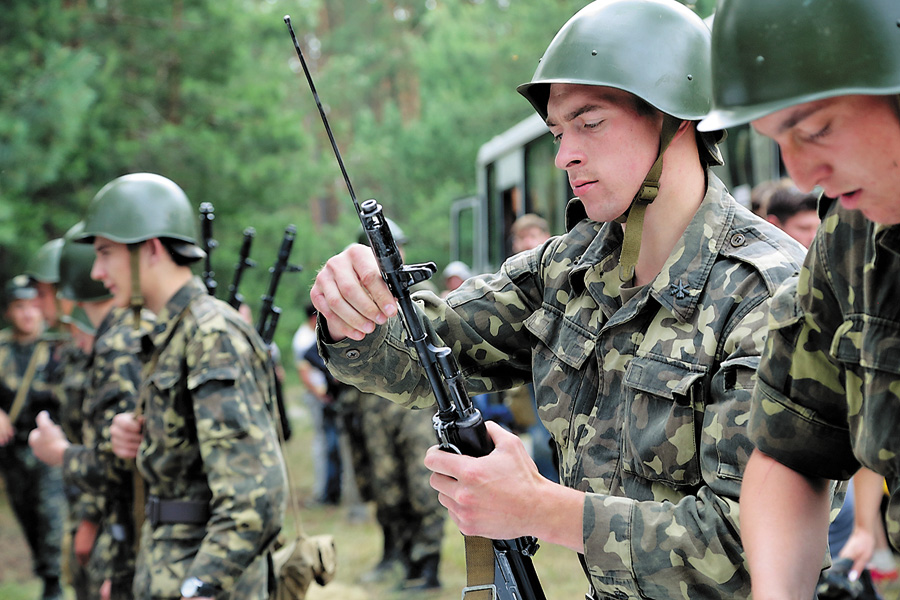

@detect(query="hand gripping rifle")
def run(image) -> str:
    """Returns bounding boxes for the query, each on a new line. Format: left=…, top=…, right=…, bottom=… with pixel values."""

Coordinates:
left=227, top=227, right=257, bottom=310
left=199, top=202, right=218, bottom=296
left=284, top=16, right=545, bottom=600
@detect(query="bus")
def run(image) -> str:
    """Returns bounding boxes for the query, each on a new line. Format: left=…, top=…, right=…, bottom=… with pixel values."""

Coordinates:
left=450, top=114, right=786, bottom=275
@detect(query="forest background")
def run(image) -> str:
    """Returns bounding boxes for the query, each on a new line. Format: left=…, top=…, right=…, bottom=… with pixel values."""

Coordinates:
left=1, top=0, right=714, bottom=381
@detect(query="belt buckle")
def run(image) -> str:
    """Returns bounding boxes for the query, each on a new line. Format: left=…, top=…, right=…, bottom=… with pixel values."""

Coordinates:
left=145, top=495, right=160, bottom=527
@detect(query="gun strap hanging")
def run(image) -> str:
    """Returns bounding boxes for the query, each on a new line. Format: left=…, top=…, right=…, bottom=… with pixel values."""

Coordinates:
left=131, top=306, right=188, bottom=552
left=462, top=535, right=497, bottom=599
left=129, top=246, right=143, bottom=331
left=8, top=340, right=49, bottom=424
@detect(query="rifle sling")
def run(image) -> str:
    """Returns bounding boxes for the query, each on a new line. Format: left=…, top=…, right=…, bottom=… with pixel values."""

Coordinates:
left=8, top=340, right=49, bottom=424
left=463, top=535, right=496, bottom=600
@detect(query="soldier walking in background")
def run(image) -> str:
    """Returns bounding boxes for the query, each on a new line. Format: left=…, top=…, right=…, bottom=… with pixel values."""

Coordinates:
left=0, top=275, right=66, bottom=600
left=97, top=173, right=286, bottom=600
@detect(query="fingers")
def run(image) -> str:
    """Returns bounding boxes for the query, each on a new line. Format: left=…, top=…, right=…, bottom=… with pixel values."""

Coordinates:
left=110, top=413, right=143, bottom=459
left=35, top=410, right=55, bottom=429
left=310, top=244, right=397, bottom=341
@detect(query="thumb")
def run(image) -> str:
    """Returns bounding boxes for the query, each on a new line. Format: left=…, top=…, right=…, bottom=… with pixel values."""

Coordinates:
left=35, top=410, right=54, bottom=429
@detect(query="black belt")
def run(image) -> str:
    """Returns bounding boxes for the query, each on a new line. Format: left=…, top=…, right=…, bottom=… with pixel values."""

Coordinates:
left=145, top=495, right=210, bottom=527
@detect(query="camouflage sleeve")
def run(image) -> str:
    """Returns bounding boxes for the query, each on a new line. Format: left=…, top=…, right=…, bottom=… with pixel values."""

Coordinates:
left=750, top=258, right=858, bottom=480
left=183, top=329, right=286, bottom=587
left=583, top=282, right=773, bottom=598
left=62, top=337, right=143, bottom=497
left=321, top=249, right=544, bottom=408
left=70, top=490, right=106, bottom=525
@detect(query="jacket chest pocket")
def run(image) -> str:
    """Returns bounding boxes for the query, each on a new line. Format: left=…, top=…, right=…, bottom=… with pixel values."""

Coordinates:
left=622, top=356, right=705, bottom=488
left=832, top=314, right=900, bottom=471
left=143, top=364, right=195, bottom=456
left=524, top=305, right=598, bottom=450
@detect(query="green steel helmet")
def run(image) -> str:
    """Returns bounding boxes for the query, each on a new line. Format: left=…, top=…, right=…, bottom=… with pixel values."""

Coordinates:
left=57, top=222, right=113, bottom=303
left=357, top=217, right=409, bottom=246
left=26, top=238, right=64, bottom=284
left=78, top=173, right=205, bottom=261
left=63, top=304, right=96, bottom=336
left=517, top=0, right=712, bottom=121
left=700, top=0, right=900, bottom=132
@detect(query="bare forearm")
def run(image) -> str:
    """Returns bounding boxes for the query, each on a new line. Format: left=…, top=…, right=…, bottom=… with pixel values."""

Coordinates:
left=529, top=481, right=586, bottom=554
left=741, top=449, right=830, bottom=600
left=852, top=467, right=885, bottom=534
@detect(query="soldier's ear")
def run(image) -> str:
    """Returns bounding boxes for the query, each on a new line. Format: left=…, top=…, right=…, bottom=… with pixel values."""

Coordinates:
left=141, top=238, right=166, bottom=265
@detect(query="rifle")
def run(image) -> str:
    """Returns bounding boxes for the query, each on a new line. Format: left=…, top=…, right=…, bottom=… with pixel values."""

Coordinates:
left=256, top=225, right=303, bottom=346
left=199, top=202, right=218, bottom=296
left=256, top=225, right=302, bottom=442
left=284, top=16, right=545, bottom=600
left=227, top=227, right=257, bottom=310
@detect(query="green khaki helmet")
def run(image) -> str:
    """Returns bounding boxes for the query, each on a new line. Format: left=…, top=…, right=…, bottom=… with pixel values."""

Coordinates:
left=63, top=304, right=96, bottom=336
left=517, top=0, right=718, bottom=281
left=58, top=222, right=113, bottom=303
left=26, top=238, right=64, bottom=284
left=700, top=0, right=900, bottom=131
left=78, top=173, right=205, bottom=261
left=517, top=0, right=712, bottom=122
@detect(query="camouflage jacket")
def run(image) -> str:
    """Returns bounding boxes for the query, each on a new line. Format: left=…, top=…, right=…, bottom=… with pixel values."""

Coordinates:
left=62, top=306, right=154, bottom=584
left=134, top=279, right=287, bottom=600
left=750, top=200, right=900, bottom=549
left=322, top=174, right=806, bottom=599
left=0, top=328, right=64, bottom=444
left=57, top=341, right=105, bottom=524
left=63, top=307, right=153, bottom=498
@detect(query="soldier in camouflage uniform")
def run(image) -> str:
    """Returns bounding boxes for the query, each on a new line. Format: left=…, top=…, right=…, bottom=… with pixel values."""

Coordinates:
left=350, top=221, right=446, bottom=590
left=355, top=391, right=445, bottom=589
left=55, top=305, right=101, bottom=600
left=89, top=173, right=286, bottom=600
left=698, top=1, right=900, bottom=597
left=311, top=1, right=807, bottom=598
left=30, top=221, right=155, bottom=599
left=26, top=237, right=66, bottom=330
left=0, top=275, right=66, bottom=600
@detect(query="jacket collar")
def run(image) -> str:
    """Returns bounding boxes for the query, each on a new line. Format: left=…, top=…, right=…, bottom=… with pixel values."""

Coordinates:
left=565, top=173, right=736, bottom=324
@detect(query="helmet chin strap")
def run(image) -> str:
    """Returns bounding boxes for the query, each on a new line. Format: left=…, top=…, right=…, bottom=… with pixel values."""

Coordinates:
left=129, top=245, right=143, bottom=330
left=615, top=114, right=682, bottom=282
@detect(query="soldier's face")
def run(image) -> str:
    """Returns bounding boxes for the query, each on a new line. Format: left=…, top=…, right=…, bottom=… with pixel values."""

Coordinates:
left=33, top=281, right=57, bottom=326
left=547, top=84, right=663, bottom=223
left=512, top=226, right=550, bottom=254
left=752, top=94, right=900, bottom=225
left=5, top=298, right=43, bottom=337
left=91, top=237, right=132, bottom=308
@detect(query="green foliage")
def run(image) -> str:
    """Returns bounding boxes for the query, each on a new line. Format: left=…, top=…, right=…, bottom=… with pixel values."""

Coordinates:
left=0, top=0, right=711, bottom=355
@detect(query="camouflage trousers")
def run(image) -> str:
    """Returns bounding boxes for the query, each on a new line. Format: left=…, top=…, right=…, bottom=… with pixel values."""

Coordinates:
left=0, top=442, right=65, bottom=580
left=356, top=393, right=445, bottom=563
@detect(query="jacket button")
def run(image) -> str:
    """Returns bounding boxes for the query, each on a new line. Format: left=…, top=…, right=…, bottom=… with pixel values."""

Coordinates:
left=730, top=233, right=745, bottom=246
left=345, top=349, right=360, bottom=360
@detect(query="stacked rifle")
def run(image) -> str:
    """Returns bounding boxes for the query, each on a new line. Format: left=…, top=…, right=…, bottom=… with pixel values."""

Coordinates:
left=197, top=203, right=302, bottom=441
